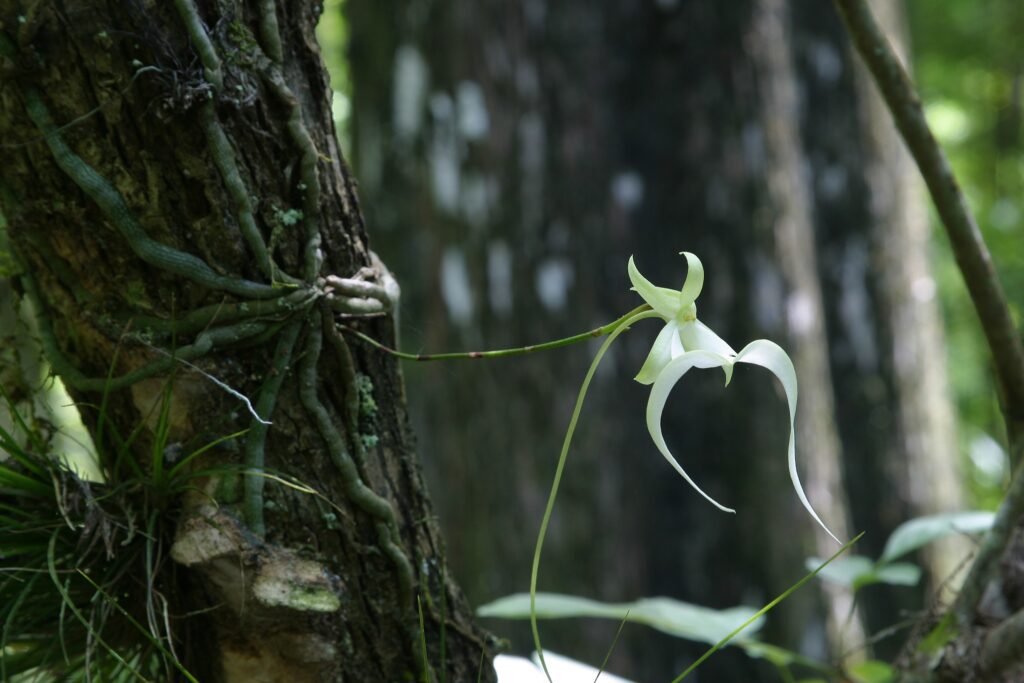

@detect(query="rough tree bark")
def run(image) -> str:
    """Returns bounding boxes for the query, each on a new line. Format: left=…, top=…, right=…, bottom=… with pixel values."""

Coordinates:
left=0, top=2, right=492, bottom=681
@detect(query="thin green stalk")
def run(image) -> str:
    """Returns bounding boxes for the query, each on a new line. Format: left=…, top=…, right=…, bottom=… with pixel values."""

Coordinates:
left=594, top=610, right=629, bottom=683
left=531, top=310, right=659, bottom=681
left=341, top=305, right=651, bottom=362
left=670, top=532, right=864, bottom=683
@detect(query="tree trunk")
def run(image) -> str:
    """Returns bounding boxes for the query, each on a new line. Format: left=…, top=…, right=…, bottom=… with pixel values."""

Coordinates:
left=347, top=0, right=964, bottom=679
left=0, top=2, right=492, bottom=681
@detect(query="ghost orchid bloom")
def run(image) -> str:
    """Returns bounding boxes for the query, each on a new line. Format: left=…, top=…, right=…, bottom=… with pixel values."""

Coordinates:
left=629, top=253, right=838, bottom=543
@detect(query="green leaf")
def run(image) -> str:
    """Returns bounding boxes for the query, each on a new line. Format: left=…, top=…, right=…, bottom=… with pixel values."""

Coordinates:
left=847, top=659, right=896, bottom=683
left=805, top=555, right=920, bottom=589
left=872, top=563, right=922, bottom=587
left=804, top=555, right=874, bottom=588
left=479, top=592, right=761, bottom=645
left=879, top=511, right=995, bottom=564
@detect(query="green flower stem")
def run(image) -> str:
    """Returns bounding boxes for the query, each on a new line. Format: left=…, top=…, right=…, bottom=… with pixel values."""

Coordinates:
left=340, top=305, right=652, bottom=362
left=530, top=309, right=660, bottom=682
left=670, top=532, right=864, bottom=683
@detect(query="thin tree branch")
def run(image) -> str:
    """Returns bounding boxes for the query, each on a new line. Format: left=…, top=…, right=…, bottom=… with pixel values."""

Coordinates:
left=832, top=0, right=1024, bottom=425
left=832, top=0, right=1024, bottom=626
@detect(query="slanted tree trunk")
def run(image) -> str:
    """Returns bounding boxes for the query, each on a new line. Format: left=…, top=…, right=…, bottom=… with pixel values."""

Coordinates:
left=0, top=2, right=492, bottom=681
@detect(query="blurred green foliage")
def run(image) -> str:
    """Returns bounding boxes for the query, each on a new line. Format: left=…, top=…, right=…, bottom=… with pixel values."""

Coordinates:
left=316, top=0, right=352, bottom=147
left=909, top=0, right=1024, bottom=507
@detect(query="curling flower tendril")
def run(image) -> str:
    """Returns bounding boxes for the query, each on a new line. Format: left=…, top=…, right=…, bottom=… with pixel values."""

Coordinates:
left=629, top=252, right=837, bottom=543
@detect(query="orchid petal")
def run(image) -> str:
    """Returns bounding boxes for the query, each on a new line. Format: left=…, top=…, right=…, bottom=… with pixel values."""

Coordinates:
left=646, top=350, right=737, bottom=513
left=679, top=252, right=705, bottom=303
left=628, top=256, right=680, bottom=318
left=635, top=321, right=680, bottom=385
left=679, top=320, right=737, bottom=360
left=734, top=339, right=839, bottom=543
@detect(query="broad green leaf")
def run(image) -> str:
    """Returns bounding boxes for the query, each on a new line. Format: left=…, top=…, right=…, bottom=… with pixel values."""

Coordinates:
left=847, top=660, right=896, bottom=683
left=879, top=511, right=995, bottom=564
left=479, top=592, right=762, bottom=645
left=628, top=256, right=680, bottom=318
left=645, top=349, right=738, bottom=512
left=735, top=339, right=838, bottom=543
left=804, top=555, right=874, bottom=588
left=872, top=563, right=922, bottom=587
left=805, top=555, right=920, bottom=589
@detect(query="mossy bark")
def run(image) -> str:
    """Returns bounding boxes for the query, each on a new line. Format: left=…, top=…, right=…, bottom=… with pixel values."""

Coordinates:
left=0, top=2, right=493, bottom=681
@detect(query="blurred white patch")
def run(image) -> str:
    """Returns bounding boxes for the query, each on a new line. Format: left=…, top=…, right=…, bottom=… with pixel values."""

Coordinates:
left=926, top=100, right=970, bottom=144
left=818, top=165, right=847, bottom=200
left=970, top=432, right=1008, bottom=488
left=990, top=198, right=1020, bottom=232
left=461, top=174, right=495, bottom=228
left=488, top=241, right=514, bottom=314
left=441, top=247, right=473, bottom=323
left=750, top=256, right=784, bottom=331
left=807, top=40, right=843, bottom=83
left=392, top=45, right=428, bottom=139
left=429, top=93, right=460, bottom=213
left=612, top=171, right=644, bottom=211
left=493, top=652, right=637, bottom=683
left=838, top=241, right=878, bottom=370
left=911, top=275, right=936, bottom=303
left=494, top=655, right=547, bottom=683
left=786, top=290, right=814, bottom=336
left=519, top=112, right=545, bottom=232
left=742, top=122, right=765, bottom=171
left=533, top=651, right=635, bottom=683
left=535, top=259, right=574, bottom=311
left=456, top=81, right=490, bottom=140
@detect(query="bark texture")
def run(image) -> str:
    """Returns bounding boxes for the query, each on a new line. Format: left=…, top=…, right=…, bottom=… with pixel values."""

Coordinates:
left=348, top=0, right=963, bottom=679
left=0, top=2, right=492, bottom=681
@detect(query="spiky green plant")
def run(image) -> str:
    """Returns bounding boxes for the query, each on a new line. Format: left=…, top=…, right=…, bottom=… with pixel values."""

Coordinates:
left=0, top=381, right=228, bottom=682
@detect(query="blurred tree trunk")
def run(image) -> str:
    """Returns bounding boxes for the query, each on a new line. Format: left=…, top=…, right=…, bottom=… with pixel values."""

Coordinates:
left=0, top=2, right=491, bottom=681
left=348, top=0, right=963, bottom=679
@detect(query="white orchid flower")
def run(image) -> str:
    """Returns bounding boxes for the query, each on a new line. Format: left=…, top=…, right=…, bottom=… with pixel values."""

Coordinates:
left=629, top=253, right=837, bottom=543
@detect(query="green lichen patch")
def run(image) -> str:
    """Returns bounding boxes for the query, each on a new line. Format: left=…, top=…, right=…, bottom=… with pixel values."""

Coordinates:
left=356, top=373, right=376, bottom=418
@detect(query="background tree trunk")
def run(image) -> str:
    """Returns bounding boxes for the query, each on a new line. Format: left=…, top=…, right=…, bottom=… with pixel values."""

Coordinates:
left=347, top=0, right=963, bottom=678
left=0, top=2, right=491, bottom=681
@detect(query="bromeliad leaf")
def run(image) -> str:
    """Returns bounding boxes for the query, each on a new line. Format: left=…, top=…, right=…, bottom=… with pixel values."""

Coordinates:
left=631, top=253, right=838, bottom=543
